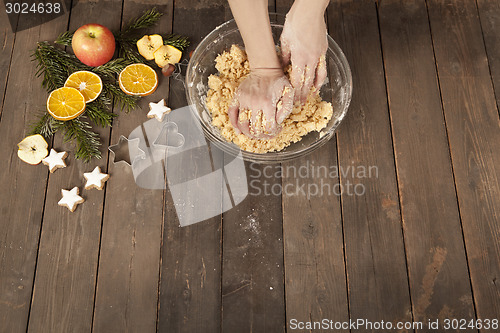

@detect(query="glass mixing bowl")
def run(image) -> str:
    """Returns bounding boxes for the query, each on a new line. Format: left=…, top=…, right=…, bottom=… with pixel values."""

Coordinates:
left=185, top=13, right=352, bottom=163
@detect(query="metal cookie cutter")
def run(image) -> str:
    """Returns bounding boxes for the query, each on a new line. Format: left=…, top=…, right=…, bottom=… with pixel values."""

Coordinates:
left=153, top=121, right=185, bottom=150
left=108, top=135, right=146, bottom=166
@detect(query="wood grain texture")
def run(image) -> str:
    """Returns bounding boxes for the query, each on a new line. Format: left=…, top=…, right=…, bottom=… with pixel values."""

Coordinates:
left=91, top=2, right=173, bottom=333
left=26, top=1, right=122, bottom=332
left=281, top=149, right=349, bottom=332
left=0, top=11, right=69, bottom=333
left=221, top=162, right=285, bottom=333
left=328, top=0, right=413, bottom=326
left=221, top=2, right=286, bottom=331
left=276, top=1, right=349, bottom=331
left=156, top=1, right=227, bottom=331
left=0, top=10, right=17, bottom=118
left=477, top=0, right=500, bottom=115
left=427, top=0, right=500, bottom=320
left=379, top=0, right=476, bottom=325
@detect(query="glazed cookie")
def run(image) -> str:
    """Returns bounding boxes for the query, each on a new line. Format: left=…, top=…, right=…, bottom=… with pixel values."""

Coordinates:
left=42, top=149, right=68, bottom=172
left=58, top=187, right=84, bottom=212
left=83, top=166, right=110, bottom=190
left=147, top=99, right=171, bottom=121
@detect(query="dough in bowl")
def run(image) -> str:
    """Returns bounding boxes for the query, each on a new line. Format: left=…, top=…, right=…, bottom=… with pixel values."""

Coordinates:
left=206, top=45, right=333, bottom=153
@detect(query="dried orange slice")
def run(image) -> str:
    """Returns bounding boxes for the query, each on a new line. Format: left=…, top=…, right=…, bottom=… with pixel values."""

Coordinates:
left=118, top=63, right=158, bottom=96
left=64, top=70, right=103, bottom=103
left=47, top=87, right=86, bottom=121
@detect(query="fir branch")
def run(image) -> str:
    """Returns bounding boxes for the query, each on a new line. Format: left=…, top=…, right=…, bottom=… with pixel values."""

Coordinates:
left=32, top=42, right=90, bottom=91
left=33, top=42, right=71, bottom=91
left=163, top=34, right=190, bottom=51
left=61, top=118, right=102, bottom=162
left=29, top=112, right=57, bottom=139
left=93, top=58, right=133, bottom=79
left=55, top=31, right=74, bottom=46
left=86, top=104, right=117, bottom=127
left=118, top=40, right=148, bottom=64
left=28, top=8, right=177, bottom=161
left=103, top=84, right=139, bottom=112
left=122, top=8, right=162, bottom=35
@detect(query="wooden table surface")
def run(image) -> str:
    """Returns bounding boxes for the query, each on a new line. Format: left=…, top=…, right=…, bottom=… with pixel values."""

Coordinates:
left=1, top=0, right=499, bottom=332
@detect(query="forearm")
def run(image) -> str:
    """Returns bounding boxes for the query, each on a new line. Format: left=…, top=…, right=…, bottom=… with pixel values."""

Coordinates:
left=228, top=0, right=280, bottom=69
left=292, top=0, right=329, bottom=17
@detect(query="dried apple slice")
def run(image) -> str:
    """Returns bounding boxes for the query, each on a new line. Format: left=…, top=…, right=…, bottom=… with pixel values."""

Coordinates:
left=17, top=134, right=49, bottom=165
left=154, top=45, right=182, bottom=68
left=137, top=34, right=164, bottom=60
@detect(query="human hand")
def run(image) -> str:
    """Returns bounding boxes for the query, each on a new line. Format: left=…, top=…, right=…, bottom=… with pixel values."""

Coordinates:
left=228, top=68, right=294, bottom=139
left=280, top=1, right=328, bottom=105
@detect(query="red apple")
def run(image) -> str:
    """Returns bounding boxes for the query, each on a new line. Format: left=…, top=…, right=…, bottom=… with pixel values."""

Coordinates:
left=72, top=24, right=116, bottom=67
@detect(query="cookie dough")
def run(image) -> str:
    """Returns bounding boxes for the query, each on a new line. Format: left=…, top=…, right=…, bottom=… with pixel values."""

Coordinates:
left=205, top=45, right=333, bottom=153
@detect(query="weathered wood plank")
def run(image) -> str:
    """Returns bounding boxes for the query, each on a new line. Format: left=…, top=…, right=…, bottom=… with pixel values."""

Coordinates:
left=281, top=150, right=349, bottom=332
left=276, top=0, right=349, bottom=331
left=476, top=0, right=500, bottom=116
left=379, top=0, right=476, bottom=324
left=221, top=1, right=286, bottom=331
left=91, top=2, right=173, bottom=332
left=427, top=0, right=500, bottom=320
left=328, top=0, right=413, bottom=326
left=0, top=11, right=69, bottom=333
left=157, top=0, right=227, bottom=331
left=0, top=10, right=17, bottom=118
left=26, top=1, right=122, bottom=332
left=221, top=162, right=285, bottom=332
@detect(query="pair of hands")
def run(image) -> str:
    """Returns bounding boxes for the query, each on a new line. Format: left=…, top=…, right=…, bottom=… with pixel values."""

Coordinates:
left=229, top=7, right=328, bottom=139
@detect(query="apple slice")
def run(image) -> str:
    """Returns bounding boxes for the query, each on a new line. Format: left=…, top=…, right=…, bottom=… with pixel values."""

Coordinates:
left=17, top=134, right=49, bottom=165
left=137, top=34, right=164, bottom=60
left=154, top=45, right=182, bottom=68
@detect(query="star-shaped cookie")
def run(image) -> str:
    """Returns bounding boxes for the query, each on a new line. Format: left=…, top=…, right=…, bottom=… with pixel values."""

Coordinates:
left=58, top=187, right=84, bottom=212
left=83, top=166, right=110, bottom=190
left=147, top=99, right=171, bottom=121
left=42, top=149, right=68, bottom=173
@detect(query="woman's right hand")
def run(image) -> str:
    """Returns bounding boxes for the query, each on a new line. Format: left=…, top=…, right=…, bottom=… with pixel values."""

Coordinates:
left=228, top=68, right=294, bottom=139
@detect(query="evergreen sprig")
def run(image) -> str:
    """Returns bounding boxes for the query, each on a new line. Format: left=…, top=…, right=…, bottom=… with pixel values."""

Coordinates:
left=61, top=118, right=102, bottom=162
left=32, top=42, right=138, bottom=111
left=122, top=7, right=163, bottom=34
left=54, top=8, right=189, bottom=64
left=163, top=34, right=190, bottom=50
left=86, top=100, right=117, bottom=127
left=55, top=30, right=73, bottom=46
left=94, top=58, right=132, bottom=78
left=28, top=113, right=101, bottom=161
left=31, top=42, right=130, bottom=160
left=30, top=8, right=188, bottom=161
left=103, top=84, right=139, bottom=112
left=29, top=112, right=58, bottom=139
left=33, top=42, right=82, bottom=91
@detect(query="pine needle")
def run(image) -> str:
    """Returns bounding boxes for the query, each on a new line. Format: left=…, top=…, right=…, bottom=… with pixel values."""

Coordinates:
left=29, top=112, right=57, bottom=139
left=61, top=118, right=102, bottom=162
left=163, top=34, right=190, bottom=51
left=86, top=102, right=117, bottom=127
left=123, top=8, right=163, bottom=34
left=32, top=42, right=83, bottom=91
left=93, top=58, right=133, bottom=79
left=103, top=84, right=139, bottom=112
left=55, top=31, right=73, bottom=46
